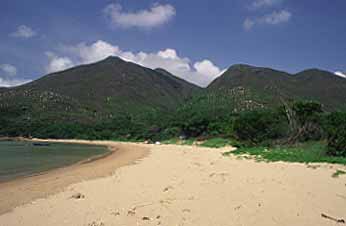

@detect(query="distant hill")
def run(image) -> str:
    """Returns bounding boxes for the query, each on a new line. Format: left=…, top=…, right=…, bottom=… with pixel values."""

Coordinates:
left=208, top=64, right=346, bottom=110
left=0, top=57, right=201, bottom=124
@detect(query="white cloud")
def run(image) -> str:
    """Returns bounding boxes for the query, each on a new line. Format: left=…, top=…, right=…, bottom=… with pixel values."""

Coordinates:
left=46, top=40, right=223, bottom=87
left=104, top=2, right=176, bottom=29
left=335, top=71, right=346, bottom=78
left=243, top=18, right=255, bottom=30
left=45, top=52, right=74, bottom=73
left=0, top=78, right=31, bottom=87
left=262, top=10, right=291, bottom=24
left=0, top=64, right=17, bottom=76
left=244, top=10, right=291, bottom=30
left=0, top=64, right=31, bottom=87
left=194, top=60, right=222, bottom=78
left=251, top=0, right=282, bottom=9
left=69, top=41, right=121, bottom=64
left=158, top=49, right=178, bottom=59
left=10, top=25, right=36, bottom=38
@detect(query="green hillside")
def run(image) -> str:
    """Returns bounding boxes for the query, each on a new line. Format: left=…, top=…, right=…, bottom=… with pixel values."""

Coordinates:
left=208, top=64, right=346, bottom=110
left=1, top=60, right=346, bottom=143
left=0, top=57, right=200, bottom=123
left=0, top=57, right=201, bottom=138
left=26, top=57, right=200, bottom=113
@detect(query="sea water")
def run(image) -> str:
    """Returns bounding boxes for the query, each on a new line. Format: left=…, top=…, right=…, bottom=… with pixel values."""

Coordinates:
left=0, top=141, right=108, bottom=182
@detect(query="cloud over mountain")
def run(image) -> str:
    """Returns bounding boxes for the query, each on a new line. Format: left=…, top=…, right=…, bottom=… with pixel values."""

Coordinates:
left=0, top=64, right=31, bottom=87
left=335, top=71, right=346, bottom=78
left=0, top=64, right=17, bottom=76
left=46, top=40, right=223, bottom=87
left=45, top=52, right=74, bottom=73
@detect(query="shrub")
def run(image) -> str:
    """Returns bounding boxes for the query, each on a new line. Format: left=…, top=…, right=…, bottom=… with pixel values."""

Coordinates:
left=290, top=101, right=324, bottom=141
left=171, top=93, right=236, bottom=137
left=325, top=112, right=346, bottom=157
left=200, top=138, right=233, bottom=148
left=233, top=109, right=287, bottom=145
left=292, top=101, right=323, bottom=124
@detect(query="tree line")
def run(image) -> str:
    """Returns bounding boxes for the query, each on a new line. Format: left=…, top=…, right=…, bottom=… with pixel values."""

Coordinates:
left=1, top=95, right=346, bottom=158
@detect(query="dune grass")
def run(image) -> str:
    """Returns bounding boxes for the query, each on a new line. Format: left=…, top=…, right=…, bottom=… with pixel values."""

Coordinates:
left=161, top=138, right=180, bottom=145
left=223, top=142, right=346, bottom=165
left=162, top=137, right=235, bottom=148
left=200, top=138, right=234, bottom=148
left=161, top=138, right=196, bottom=145
left=182, top=138, right=196, bottom=145
left=332, top=170, right=346, bottom=178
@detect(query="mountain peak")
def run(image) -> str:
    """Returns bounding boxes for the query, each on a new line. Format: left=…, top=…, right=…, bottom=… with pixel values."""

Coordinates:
left=228, top=64, right=255, bottom=70
left=295, top=68, right=339, bottom=79
left=101, top=56, right=125, bottom=64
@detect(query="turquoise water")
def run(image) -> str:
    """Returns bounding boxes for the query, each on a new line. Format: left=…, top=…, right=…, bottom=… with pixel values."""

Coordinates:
left=0, top=141, right=109, bottom=182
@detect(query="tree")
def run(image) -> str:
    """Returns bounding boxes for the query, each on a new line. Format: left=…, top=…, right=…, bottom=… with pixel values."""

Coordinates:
left=325, top=112, right=346, bottom=157
left=233, top=109, right=287, bottom=145
left=284, top=101, right=324, bottom=144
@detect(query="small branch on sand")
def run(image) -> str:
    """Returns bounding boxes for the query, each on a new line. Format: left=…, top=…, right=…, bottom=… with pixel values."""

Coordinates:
left=321, top=213, right=345, bottom=223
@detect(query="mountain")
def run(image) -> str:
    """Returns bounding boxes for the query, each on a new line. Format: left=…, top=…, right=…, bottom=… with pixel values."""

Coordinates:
left=0, top=57, right=201, bottom=123
left=208, top=64, right=346, bottom=110
left=154, top=68, right=202, bottom=97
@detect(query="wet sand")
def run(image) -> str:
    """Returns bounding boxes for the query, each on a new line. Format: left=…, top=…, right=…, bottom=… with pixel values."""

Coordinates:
left=0, top=141, right=346, bottom=226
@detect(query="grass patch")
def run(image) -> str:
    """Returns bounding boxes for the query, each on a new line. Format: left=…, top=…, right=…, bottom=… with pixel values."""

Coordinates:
left=200, top=138, right=233, bottom=148
left=224, top=142, right=346, bottom=165
left=332, top=170, right=346, bottom=178
left=161, top=138, right=179, bottom=145
left=161, top=137, right=196, bottom=145
left=162, top=137, right=241, bottom=148
left=182, top=138, right=196, bottom=145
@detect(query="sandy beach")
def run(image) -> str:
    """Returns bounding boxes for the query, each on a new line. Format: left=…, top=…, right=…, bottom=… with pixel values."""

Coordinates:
left=1, top=141, right=346, bottom=226
left=0, top=140, right=149, bottom=215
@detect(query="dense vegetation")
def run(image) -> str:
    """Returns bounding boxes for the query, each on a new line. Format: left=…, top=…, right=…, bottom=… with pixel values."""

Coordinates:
left=2, top=91, right=346, bottom=159
left=224, top=142, right=346, bottom=165
left=1, top=58, right=346, bottom=162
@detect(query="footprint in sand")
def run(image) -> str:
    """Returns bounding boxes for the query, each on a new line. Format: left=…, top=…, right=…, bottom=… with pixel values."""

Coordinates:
left=209, top=172, right=229, bottom=183
left=163, top=186, right=174, bottom=192
left=127, top=208, right=136, bottom=216
left=182, top=208, right=191, bottom=213
left=111, top=211, right=120, bottom=216
left=193, top=162, right=202, bottom=167
left=307, top=165, right=321, bottom=169
left=234, top=205, right=242, bottom=211
left=70, top=192, right=85, bottom=200
left=88, top=221, right=105, bottom=226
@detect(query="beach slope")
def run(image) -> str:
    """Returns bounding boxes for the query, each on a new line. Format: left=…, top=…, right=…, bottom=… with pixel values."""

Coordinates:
left=1, top=142, right=346, bottom=226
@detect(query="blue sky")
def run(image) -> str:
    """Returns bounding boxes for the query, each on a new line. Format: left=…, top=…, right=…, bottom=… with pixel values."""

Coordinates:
left=0, top=0, right=345, bottom=87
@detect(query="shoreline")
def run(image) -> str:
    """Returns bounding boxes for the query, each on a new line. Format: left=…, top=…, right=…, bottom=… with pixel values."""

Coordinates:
left=0, top=144, right=113, bottom=185
left=0, top=142, right=345, bottom=225
left=0, top=139, right=150, bottom=215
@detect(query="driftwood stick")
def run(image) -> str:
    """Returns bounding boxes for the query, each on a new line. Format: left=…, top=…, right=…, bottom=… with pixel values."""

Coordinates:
left=321, top=213, right=345, bottom=223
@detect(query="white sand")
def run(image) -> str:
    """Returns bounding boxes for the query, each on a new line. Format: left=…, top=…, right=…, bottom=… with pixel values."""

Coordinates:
left=1, top=142, right=346, bottom=226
